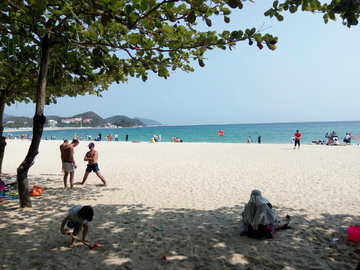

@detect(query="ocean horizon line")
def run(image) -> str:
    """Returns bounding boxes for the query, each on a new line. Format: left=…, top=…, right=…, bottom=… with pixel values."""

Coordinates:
left=156, top=119, right=360, bottom=127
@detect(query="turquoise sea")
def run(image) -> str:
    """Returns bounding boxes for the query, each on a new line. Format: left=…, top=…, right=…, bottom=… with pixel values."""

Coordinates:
left=6, top=121, right=360, bottom=144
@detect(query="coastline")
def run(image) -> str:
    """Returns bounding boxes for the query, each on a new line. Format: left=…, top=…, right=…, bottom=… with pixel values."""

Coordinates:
left=1, top=141, right=360, bottom=268
left=3, top=120, right=360, bottom=144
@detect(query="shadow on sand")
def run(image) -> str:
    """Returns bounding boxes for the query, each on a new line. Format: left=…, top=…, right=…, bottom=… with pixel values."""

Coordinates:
left=1, top=177, right=360, bottom=269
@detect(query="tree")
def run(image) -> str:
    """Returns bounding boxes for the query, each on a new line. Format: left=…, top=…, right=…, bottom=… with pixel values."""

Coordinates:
left=265, top=0, right=360, bottom=28
left=0, top=12, right=111, bottom=178
left=114, top=120, right=136, bottom=127
left=1, top=0, right=278, bottom=207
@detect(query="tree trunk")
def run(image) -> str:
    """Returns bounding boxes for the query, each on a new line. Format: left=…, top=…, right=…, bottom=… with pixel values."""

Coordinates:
left=0, top=90, right=7, bottom=175
left=17, top=37, right=50, bottom=208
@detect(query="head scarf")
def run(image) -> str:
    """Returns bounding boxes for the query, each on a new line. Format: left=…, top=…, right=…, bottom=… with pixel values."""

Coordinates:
left=243, top=190, right=277, bottom=230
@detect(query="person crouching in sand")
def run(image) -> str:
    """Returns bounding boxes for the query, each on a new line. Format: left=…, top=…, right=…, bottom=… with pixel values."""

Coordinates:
left=241, top=189, right=290, bottom=239
left=81, top=143, right=107, bottom=186
left=60, top=205, right=93, bottom=247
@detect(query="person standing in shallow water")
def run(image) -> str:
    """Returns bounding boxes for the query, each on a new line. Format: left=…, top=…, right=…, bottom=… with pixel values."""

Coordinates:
left=81, top=143, right=107, bottom=186
left=258, top=135, right=261, bottom=144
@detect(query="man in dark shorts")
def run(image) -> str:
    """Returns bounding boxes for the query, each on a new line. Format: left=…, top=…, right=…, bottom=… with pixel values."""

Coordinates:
left=81, top=143, right=107, bottom=186
left=294, top=130, right=301, bottom=150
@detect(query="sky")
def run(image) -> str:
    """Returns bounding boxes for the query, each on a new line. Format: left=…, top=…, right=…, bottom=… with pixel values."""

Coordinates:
left=4, top=2, right=360, bottom=125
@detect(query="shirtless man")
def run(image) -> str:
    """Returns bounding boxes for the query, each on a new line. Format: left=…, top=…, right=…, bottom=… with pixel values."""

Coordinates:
left=81, top=143, right=107, bottom=186
left=62, top=139, right=79, bottom=189
left=59, top=139, right=69, bottom=172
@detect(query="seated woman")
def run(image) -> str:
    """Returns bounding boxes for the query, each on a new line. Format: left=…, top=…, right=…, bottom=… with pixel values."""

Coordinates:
left=241, top=189, right=290, bottom=239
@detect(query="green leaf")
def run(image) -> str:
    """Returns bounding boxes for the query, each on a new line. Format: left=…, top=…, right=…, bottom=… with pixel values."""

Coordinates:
left=323, top=13, right=329, bottom=24
left=275, top=12, right=284, bottom=21
left=302, top=0, right=309, bottom=11
left=289, top=5, right=297, bottom=13
left=273, top=0, right=279, bottom=9
left=198, top=59, right=205, bottom=67
left=167, top=1, right=175, bottom=9
left=205, top=18, right=212, bottom=27
left=264, top=9, right=274, bottom=18
left=245, top=28, right=255, bottom=36
left=328, top=10, right=335, bottom=20
left=187, top=10, right=196, bottom=23
left=228, top=0, right=239, bottom=9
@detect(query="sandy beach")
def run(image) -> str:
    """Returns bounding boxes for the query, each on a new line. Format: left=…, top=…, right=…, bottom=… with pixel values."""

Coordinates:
left=1, top=140, right=360, bottom=269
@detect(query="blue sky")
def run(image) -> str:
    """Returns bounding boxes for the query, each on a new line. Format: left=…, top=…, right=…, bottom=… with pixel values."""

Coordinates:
left=5, top=2, right=360, bottom=125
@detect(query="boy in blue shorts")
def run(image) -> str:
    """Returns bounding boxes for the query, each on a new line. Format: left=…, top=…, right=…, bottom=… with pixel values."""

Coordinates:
left=60, top=205, right=93, bottom=247
left=81, top=143, right=107, bottom=186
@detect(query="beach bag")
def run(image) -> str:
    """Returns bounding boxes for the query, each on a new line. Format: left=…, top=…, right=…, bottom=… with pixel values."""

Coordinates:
left=30, top=185, right=44, bottom=196
left=0, top=180, right=4, bottom=191
left=246, top=224, right=275, bottom=240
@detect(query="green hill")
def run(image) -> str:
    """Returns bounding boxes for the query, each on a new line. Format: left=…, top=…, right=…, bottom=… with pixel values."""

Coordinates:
left=104, top=115, right=146, bottom=127
left=73, top=111, right=106, bottom=127
left=4, top=111, right=153, bottom=128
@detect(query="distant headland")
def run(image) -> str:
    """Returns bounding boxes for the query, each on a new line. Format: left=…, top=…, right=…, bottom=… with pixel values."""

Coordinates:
left=3, top=111, right=163, bottom=129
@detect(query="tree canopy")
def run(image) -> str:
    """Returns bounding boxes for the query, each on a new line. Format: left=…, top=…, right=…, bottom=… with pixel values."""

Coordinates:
left=0, top=0, right=279, bottom=106
left=265, top=0, right=360, bottom=28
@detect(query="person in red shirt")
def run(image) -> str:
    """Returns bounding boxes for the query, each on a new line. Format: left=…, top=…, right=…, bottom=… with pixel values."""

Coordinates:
left=294, top=130, right=301, bottom=150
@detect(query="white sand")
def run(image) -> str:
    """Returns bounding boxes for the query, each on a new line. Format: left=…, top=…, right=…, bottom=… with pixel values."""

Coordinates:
left=1, top=140, right=360, bottom=269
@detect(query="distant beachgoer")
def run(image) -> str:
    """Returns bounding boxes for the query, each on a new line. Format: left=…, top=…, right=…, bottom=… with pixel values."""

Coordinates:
left=258, top=135, right=261, bottom=144
left=98, top=132, right=102, bottom=141
left=291, top=137, right=294, bottom=144
left=174, top=137, right=180, bottom=142
left=125, top=134, right=128, bottom=141
left=325, top=133, right=330, bottom=145
left=171, top=136, right=174, bottom=142
left=159, top=134, right=161, bottom=142
left=241, top=190, right=291, bottom=239
left=110, top=134, right=112, bottom=141
left=81, top=143, right=107, bottom=186
left=115, top=133, right=118, bottom=141
left=294, top=130, right=301, bottom=150
left=248, top=136, right=250, bottom=143
left=62, top=139, right=79, bottom=189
